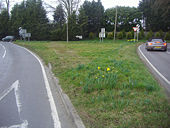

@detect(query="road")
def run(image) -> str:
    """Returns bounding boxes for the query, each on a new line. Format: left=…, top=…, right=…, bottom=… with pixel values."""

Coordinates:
left=138, top=43, right=170, bottom=95
left=0, top=42, right=78, bottom=128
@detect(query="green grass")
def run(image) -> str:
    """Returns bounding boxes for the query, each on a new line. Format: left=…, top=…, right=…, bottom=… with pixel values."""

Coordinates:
left=16, top=39, right=170, bottom=128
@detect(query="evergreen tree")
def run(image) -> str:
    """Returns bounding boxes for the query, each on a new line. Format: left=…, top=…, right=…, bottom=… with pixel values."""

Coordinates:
left=81, top=0, right=104, bottom=35
left=68, top=11, right=80, bottom=40
left=78, top=7, right=88, bottom=38
left=53, top=4, right=65, bottom=27
left=0, top=9, right=9, bottom=39
left=10, top=0, right=49, bottom=40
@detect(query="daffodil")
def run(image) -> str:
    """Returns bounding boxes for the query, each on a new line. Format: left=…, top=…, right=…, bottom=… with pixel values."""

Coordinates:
left=98, top=66, right=101, bottom=70
left=107, top=67, right=110, bottom=71
left=102, top=75, right=105, bottom=78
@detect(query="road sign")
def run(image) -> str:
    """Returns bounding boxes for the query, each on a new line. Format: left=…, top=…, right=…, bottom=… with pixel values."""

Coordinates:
left=25, top=33, right=31, bottom=38
left=133, top=27, right=138, bottom=32
left=99, top=32, right=105, bottom=38
left=101, top=28, right=105, bottom=33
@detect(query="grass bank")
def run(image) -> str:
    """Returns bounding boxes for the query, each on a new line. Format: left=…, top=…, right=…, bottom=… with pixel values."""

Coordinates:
left=16, top=40, right=170, bottom=128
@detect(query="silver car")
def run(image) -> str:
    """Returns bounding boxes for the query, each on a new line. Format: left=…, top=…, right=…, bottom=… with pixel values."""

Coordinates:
left=146, top=38, right=167, bottom=51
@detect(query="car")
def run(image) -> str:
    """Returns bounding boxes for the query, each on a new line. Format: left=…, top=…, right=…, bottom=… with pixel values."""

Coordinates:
left=145, top=38, right=167, bottom=51
left=2, top=36, right=15, bottom=42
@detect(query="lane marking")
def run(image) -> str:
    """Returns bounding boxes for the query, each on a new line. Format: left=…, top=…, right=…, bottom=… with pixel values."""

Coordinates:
left=139, top=45, right=170, bottom=85
left=166, top=51, right=170, bottom=55
left=0, top=80, right=28, bottom=128
left=11, top=43, right=61, bottom=128
left=0, top=43, right=6, bottom=58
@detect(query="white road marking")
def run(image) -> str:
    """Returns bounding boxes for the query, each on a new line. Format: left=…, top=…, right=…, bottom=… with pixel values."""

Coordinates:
left=11, top=43, right=61, bottom=128
left=166, top=51, right=170, bottom=55
left=0, top=43, right=6, bottom=58
left=8, top=120, right=28, bottom=128
left=139, top=45, right=170, bottom=85
left=0, top=80, right=28, bottom=128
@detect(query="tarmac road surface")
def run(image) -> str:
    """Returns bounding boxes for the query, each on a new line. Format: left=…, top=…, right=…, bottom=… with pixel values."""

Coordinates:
left=138, top=43, right=170, bottom=95
left=0, top=41, right=78, bottom=128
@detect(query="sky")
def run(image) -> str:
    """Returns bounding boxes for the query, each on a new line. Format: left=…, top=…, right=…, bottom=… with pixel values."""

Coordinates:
left=10, top=0, right=140, bottom=19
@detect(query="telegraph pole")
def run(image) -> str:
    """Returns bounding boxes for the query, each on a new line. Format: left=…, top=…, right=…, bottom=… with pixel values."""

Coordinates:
left=114, top=6, right=118, bottom=41
left=67, top=18, right=69, bottom=43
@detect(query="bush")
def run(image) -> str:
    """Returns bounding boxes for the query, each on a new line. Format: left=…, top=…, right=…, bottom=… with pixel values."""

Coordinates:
left=126, top=32, right=133, bottom=39
left=155, top=32, right=161, bottom=38
left=140, top=30, right=145, bottom=39
left=107, top=32, right=113, bottom=39
left=89, top=32, right=95, bottom=39
left=117, top=32, right=123, bottom=39
left=122, top=29, right=126, bottom=38
left=146, top=30, right=153, bottom=40
left=159, top=30, right=164, bottom=38
left=165, top=31, right=170, bottom=40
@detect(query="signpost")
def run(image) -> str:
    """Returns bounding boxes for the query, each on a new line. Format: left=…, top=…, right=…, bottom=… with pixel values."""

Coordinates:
left=133, top=24, right=140, bottom=42
left=19, top=27, right=31, bottom=41
left=99, top=28, right=105, bottom=42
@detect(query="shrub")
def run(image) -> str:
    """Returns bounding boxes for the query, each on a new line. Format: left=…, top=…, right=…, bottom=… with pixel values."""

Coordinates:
left=117, top=32, right=123, bottom=39
left=139, top=30, right=145, bottom=39
left=107, top=32, right=113, bottom=39
left=146, top=30, right=153, bottom=40
left=122, top=29, right=126, bottom=38
left=159, top=30, right=164, bottom=38
left=89, top=32, right=95, bottom=39
left=155, top=32, right=161, bottom=38
left=126, top=32, right=133, bottom=39
left=165, top=31, right=170, bottom=40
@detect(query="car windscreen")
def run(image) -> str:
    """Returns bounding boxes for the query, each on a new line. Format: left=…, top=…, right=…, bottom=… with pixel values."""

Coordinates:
left=151, top=39, right=163, bottom=42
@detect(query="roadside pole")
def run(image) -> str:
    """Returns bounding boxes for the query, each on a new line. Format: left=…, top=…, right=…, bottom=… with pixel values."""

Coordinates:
left=114, top=6, right=118, bottom=41
left=67, top=19, right=69, bottom=43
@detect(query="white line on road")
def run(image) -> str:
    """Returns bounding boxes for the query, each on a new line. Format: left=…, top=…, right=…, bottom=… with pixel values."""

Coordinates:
left=0, top=80, right=28, bottom=128
left=13, top=43, right=61, bottom=128
left=0, top=43, right=6, bottom=58
left=139, top=45, right=170, bottom=85
left=166, top=51, right=170, bottom=55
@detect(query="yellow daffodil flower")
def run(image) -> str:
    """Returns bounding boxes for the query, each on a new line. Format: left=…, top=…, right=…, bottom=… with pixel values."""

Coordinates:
left=107, top=67, right=110, bottom=71
left=98, top=66, right=101, bottom=70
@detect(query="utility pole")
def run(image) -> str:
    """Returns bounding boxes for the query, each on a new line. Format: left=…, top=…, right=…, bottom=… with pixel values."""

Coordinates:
left=67, top=18, right=69, bottom=43
left=114, top=6, right=118, bottom=41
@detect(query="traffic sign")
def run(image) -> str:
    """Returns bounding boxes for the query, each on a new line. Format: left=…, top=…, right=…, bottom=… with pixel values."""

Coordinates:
left=133, top=27, right=138, bottom=32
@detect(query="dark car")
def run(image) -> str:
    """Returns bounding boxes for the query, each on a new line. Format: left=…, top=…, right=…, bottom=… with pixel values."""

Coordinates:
left=145, top=38, right=167, bottom=51
left=2, top=36, right=15, bottom=42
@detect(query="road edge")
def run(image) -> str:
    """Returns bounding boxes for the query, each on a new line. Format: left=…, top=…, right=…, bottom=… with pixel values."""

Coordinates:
left=13, top=42, right=86, bottom=128
left=137, top=44, right=170, bottom=98
left=46, top=63, right=86, bottom=128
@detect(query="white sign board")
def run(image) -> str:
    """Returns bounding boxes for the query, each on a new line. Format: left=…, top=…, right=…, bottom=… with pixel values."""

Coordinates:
left=25, top=33, right=31, bottom=38
left=101, top=28, right=105, bottom=33
left=99, top=32, right=105, bottom=38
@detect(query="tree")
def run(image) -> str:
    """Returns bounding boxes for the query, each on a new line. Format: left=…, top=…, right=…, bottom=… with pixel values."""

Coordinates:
left=0, top=0, right=4, bottom=13
left=80, top=0, right=104, bottom=35
left=68, top=11, right=80, bottom=40
left=5, top=0, right=10, bottom=14
left=105, top=6, right=142, bottom=32
left=53, top=4, right=65, bottom=27
left=78, top=6, right=88, bottom=38
left=10, top=0, right=49, bottom=40
left=58, top=0, right=80, bottom=17
left=139, top=0, right=170, bottom=31
left=0, top=9, right=9, bottom=39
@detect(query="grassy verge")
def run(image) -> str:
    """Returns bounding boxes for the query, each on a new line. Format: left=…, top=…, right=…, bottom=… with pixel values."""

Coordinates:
left=16, top=40, right=170, bottom=128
